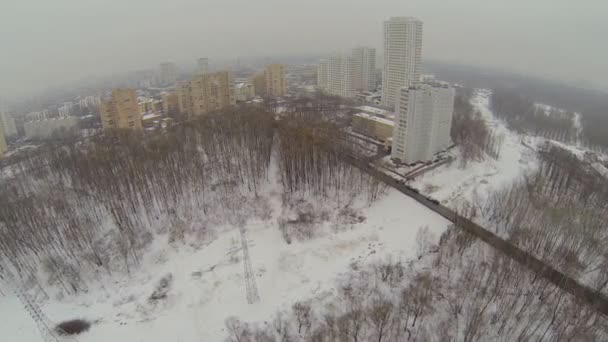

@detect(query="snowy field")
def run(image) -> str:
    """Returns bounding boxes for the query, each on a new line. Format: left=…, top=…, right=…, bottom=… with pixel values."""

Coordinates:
left=0, top=187, right=449, bottom=341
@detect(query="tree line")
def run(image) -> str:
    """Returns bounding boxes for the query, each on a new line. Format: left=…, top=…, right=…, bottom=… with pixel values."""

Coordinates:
left=489, top=87, right=579, bottom=144
left=450, top=88, right=503, bottom=166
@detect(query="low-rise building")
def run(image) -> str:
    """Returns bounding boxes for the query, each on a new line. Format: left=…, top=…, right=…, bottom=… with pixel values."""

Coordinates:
left=24, top=116, right=80, bottom=140
left=138, top=97, right=157, bottom=114
left=58, top=101, right=74, bottom=117
left=235, top=82, right=255, bottom=102
left=354, top=105, right=392, bottom=118
left=352, top=113, right=394, bottom=142
left=142, top=112, right=163, bottom=127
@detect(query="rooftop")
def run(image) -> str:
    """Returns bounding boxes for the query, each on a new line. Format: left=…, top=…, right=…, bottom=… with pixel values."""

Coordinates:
left=142, top=112, right=162, bottom=121
left=355, top=105, right=391, bottom=116
left=354, top=112, right=394, bottom=126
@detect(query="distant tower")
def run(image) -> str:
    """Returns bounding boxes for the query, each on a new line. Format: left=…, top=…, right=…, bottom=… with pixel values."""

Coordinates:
left=382, top=17, right=423, bottom=109
left=197, top=58, right=209, bottom=74
left=317, top=47, right=375, bottom=98
left=100, top=89, right=142, bottom=130
left=351, top=46, right=376, bottom=92
left=264, top=64, right=288, bottom=97
left=0, top=98, right=17, bottom=138
left=159, top=62, right=177, bottom=86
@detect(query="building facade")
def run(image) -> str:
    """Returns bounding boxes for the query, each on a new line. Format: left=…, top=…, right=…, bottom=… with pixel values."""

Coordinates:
left=177, top=71, right=236, bottom=116
left=251, top=73, right=267, bottom=97
left=24, top=116, right=80, bottom=140
left=138, top=97, right=157, bottom=114
left=351, top=47, right=376, bottom=92
left=100, top=88, right=142, bottom=130
left=197, top=58, right=209, bottom=74
left=162, top=92, right=180, bottom=117
left=264, top=64, right=288, bottom=97
left=0, top=125, right=6, bottom=156
left=317, top=47, right=376, bottom=98
left=159, top=62, right=177, bottom=86
left=235, top=82, right=255, bottom=102
left=352, top=113, right=394, bottom=142
left=0, top=111, right=17, bottom=138
left=381, top=17, right=423, bottom=109
left=391, top=81, right=454, bottom=164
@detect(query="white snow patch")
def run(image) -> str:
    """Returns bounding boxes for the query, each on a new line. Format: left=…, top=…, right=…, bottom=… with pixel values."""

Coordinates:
left=0, top=189, right=449, bottom=342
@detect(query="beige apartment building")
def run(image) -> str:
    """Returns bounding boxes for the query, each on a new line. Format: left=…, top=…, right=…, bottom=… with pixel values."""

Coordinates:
left=177, top=71, right=236, bottom=117
left=264, top=64, right=288, bottom=97
left=0, top=125, right=7, bottom=156
left=251, top=73, right=266, bottom=97
left=162, top=92, right=180, bottom=117
left=100, top=89, right=142, bottom=130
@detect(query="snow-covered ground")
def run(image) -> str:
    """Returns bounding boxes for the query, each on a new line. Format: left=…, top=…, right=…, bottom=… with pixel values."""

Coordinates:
left=1, top=187, right=449, bottom=341
left=411, top=89, right=538, bottom=207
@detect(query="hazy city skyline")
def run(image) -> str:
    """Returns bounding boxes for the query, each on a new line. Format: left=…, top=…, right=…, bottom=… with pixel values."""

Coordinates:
left=1, top=0, right=607, bottom=98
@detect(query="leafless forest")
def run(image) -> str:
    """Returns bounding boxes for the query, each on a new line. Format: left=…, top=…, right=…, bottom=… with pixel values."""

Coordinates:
left=0, top=107, right=383, bottom=294
left=226, top=225, right=608, bottom=341
left=490, top=88, right=579, bottom=144
left=450, top=89, right=503, bottom=166
left=481, top=142, right=608, bottom=295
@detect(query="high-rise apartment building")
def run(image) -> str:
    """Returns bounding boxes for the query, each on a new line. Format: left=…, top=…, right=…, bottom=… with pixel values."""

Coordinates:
left=100, top=89, right=142, bottom=130
left=264, top=64, right=288, bottom=97
left=317, top=47, right=376, bottom=98
left=159, top=62, right=177, bottom=86
left=176, top=82, right=193, bottom=116
left=176, top=71, right=236, bottom=116
left=382, top=17, right=423, bottom=109
left=0, top=123, right=7, bottom=156
left=0, top=106, right=17, bottom=138
left=317, top=59, right=328, bottom=91
left=318, top=55, right=355, bottom=98
left=351, top=47, right=376, bottom=92
left=251, top=73, right=266, bottom=97
left=162, top=92, right=180, bottom=117
left=391, top=80, right=454, bottom=164
left=197, top=58, right=209, bottom=74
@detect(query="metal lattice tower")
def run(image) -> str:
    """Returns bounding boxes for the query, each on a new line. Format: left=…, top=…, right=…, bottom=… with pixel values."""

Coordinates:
left=14, top=289, right=64, bottom=342
left=239, top=225, right=259, bottom=304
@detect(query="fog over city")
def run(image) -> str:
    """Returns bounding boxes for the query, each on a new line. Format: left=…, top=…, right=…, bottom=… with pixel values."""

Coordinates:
left=1, top=0, right=606, bottom=97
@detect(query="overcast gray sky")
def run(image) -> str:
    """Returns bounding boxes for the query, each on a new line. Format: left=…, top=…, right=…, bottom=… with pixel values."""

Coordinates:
left=1, top=0, right=606, bottom=98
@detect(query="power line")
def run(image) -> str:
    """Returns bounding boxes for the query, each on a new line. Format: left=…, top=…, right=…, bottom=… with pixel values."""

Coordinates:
left=14, top=288, right=63, bottom=342
left=239, top=225, right=259, bottom=304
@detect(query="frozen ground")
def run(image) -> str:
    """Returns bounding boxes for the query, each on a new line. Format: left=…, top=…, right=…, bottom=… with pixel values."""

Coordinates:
left=0, top=187, right=449, bottom=341
left=411, top=89, right=539, bottom=207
